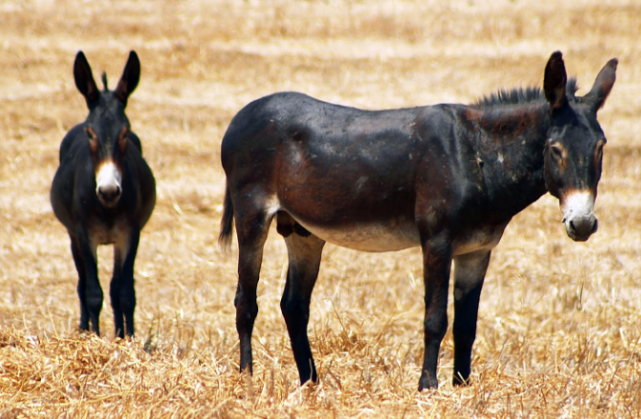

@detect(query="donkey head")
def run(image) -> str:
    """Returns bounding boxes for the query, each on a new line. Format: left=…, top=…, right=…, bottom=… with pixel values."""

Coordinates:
left=74, top=50, right=141, bottom=208
left=542, top=51, right=617, bottom=242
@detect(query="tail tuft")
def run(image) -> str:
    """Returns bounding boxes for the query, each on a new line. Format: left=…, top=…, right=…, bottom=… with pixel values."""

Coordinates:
left=218, top=184, right=234, bottom=253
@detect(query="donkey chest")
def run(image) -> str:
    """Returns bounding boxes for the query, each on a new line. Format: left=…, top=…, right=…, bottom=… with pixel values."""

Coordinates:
left=87, top=218, right=130, bottom=247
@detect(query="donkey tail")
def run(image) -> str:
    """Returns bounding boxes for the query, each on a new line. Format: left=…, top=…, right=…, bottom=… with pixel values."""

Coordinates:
left=218, top=184, right=234, bottom=253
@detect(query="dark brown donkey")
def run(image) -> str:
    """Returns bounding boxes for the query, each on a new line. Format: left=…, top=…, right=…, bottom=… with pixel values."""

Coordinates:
left=51, top=51, right=156, bottom=338
left=219, top=52, right=616, bottom=390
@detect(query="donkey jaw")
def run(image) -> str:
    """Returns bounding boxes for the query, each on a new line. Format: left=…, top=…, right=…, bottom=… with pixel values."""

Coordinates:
left=560, top=190, right=598, bottom=242
left=96, top=161, right=123, bottom=207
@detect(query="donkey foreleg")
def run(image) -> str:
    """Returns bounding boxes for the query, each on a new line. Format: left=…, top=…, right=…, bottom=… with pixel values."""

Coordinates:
left=110, top=248, right=124, bottom=338
left=72, top=231, right=103, bottom=335
left=70, top=236, right=90, bottom=331
left=418, top=234, right=452, bottom=391
left=110, top=229, right=140, bottom=338
left=452, top=251, right=490, bottom=386
left=279, top=225, right=325, bottom=385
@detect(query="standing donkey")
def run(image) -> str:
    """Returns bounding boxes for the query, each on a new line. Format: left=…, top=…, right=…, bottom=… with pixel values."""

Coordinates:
left=51, top=51, right=156, bottom=338
left=219, top=52, right=617, bottom=390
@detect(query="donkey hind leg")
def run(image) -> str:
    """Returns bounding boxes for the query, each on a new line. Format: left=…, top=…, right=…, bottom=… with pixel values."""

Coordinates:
left=235, top=209, right=274, bottom=375
left=71, top=232, right=103, bottom=335
left=452, top=251, right=491, bottom=386
left=110, top=229, right=141, bottom=338
left=418, top=234, right=453, bottom=391
left=277, top=212, right=326, bottom=385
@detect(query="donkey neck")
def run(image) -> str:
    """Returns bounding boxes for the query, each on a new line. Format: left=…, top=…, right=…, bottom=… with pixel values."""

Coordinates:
left=471, top=102, right=551, bottom=218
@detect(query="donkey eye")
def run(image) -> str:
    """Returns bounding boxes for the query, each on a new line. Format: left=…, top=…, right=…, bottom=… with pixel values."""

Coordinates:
left=549, top=144, right=565, bottom=162
left=595, top=141, right=605, bottom=160
left=85, top=127, right=99, bottom=154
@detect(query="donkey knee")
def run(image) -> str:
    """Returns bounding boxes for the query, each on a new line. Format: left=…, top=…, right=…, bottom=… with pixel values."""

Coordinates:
left=424, top=311, right=448, bottom=341
left=119, top=291, right=136, bottom=316
left=453, top=320, right=477, bottom=347
left=86, top=294, right=104, bottom=334
left=454, top=334, right=476, bottom=360
left=280, top=298, right=309, bottom=328
left=86, top=290, right=104, bottom=316
left=236, top=298, right=259, bottom=330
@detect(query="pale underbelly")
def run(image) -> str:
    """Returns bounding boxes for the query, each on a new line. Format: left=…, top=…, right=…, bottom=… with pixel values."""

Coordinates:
left=452, top=223, right=508, bottom=256
left=292, top=218, right=507, bottom=255
left=298, top=220, right=421, bottom=252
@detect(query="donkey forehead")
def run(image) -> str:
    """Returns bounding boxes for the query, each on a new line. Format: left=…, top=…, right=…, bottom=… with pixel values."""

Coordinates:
left=86, top=106, right=129, bottom=138
left=91, top=91, right=127, bottom=117
left=550, top=104, right=604, bottom=146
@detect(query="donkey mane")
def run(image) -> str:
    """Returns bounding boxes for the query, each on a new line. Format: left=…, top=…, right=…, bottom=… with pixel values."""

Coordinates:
left=102, top=72, right=109, bottom=91
left=474, top=78, right=578, bottom=108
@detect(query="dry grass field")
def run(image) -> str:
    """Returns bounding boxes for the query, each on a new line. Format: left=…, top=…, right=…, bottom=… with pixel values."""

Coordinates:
left=1, top=0, right=641, bottom=417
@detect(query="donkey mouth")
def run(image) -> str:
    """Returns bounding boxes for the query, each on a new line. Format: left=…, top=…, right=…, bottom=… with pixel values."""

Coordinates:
left=560, top=190, right=598, bottom=242
left=97, top=185, right=122, bottom=207
left=564, top=216, right=598, bottom=242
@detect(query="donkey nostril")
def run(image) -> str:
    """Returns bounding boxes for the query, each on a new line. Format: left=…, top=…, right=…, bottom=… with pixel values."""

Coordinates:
left=569, top=220, right=576, bottom=233
left=591, top=219, right=598, bottom=234
left=98, top=185, right=121, bottom=201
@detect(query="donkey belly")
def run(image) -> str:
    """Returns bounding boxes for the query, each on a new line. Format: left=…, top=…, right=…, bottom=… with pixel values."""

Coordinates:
left=291, top=216, right=420, bottom=252
left=452, top=222, right=508, bottom=256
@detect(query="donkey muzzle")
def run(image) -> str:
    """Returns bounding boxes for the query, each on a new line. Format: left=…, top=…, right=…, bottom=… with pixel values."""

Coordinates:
left=564, top=214, right=598, bottom=242
left=98, top=184, right=122, bottom=206
left=96, top=161, right=123, bottom=207
left=561, top=190, right=598, bottom=242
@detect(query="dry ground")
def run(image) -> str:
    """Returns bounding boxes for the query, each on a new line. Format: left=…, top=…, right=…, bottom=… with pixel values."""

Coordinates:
left=1, top=0, right=641, bottom=417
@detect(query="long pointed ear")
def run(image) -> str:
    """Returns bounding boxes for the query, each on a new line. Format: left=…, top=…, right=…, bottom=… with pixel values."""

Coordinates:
left=543, top=51, right=567, bottom=110
left=584, top=58, right=618, bottom=112
left=114, top=51, right=141, bottom=106
left=73, top=51, right=99, bottom=103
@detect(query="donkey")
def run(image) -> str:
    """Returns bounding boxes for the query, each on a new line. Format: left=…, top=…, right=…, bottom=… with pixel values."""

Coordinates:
left=51, top=51, right=156, bottom=338
left=219, top=52, right=617, bottom=390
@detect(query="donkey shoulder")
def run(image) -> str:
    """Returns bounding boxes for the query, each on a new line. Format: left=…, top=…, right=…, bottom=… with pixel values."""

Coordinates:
left=58, top=124, right=87, bottom=162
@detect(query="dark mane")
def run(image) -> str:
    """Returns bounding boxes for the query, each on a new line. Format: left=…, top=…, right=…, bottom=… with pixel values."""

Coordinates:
left=102, top=72, right=108, bottom=91
left=474, top=78, right=578, bottom=107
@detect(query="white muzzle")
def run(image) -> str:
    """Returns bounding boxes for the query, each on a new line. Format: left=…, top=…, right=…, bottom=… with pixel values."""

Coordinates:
left=561, top=190, right=598, bottom=242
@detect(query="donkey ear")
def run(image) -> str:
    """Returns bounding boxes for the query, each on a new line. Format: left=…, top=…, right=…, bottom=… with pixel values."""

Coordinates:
left=114, top=51, right=141, bottom=105
left=543, top=51, right=567, bottom=110
left=74, top=51, right=99, bottom=103
left=584, top=58, right=617, bottom=112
